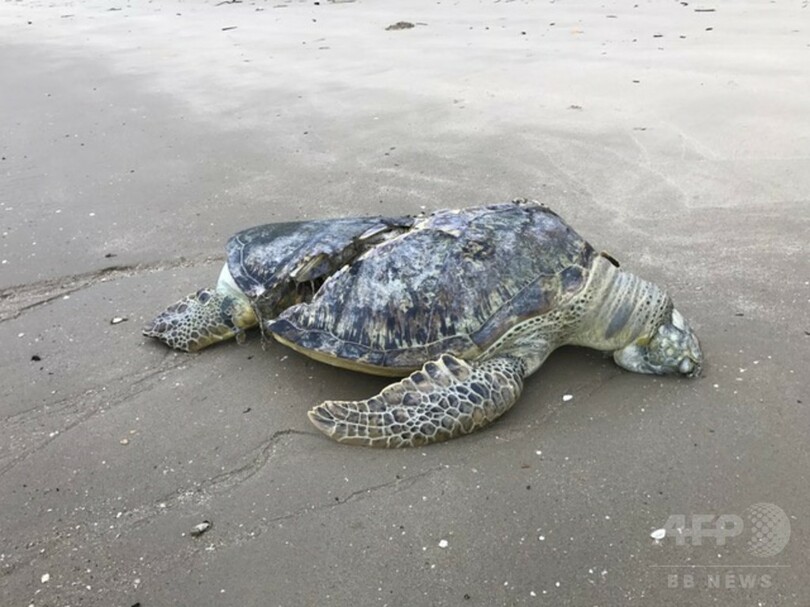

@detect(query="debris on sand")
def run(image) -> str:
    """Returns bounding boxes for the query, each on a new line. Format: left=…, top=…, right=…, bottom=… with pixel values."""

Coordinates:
left=191, top=520, right=213, bottom=537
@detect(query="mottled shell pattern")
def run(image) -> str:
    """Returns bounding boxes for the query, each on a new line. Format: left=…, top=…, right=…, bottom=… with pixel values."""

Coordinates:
left=226, top=215, right=414, bottom=320
left=232, top=200, right=596, bottom=372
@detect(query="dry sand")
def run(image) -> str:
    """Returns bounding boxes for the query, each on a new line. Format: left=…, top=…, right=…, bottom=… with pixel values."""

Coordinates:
left=1, top=1, right=808, bottom=605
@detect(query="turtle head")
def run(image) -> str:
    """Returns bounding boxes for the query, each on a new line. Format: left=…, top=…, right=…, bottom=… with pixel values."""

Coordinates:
left=613, top=308, right=703, bottom=377
left=143, top=288, right=256, bottom=352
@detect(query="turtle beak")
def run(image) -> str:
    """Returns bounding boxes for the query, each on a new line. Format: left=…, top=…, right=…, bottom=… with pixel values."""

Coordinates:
left=679, top=357, right=695, bottom=375
left=678, top=354, right=701, bottom=378
left=612, top=308, right=703, bottom=377
left=670, top=309, right=703, bottom=378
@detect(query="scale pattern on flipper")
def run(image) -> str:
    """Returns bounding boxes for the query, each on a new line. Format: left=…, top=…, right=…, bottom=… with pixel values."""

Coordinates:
left=142, top=289, right=242, bottom=352
left=308, top=354, right=526, bottom=447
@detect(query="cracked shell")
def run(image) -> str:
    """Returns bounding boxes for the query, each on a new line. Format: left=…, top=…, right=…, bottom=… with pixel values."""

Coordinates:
left=267, top=200, right=596, bottom=374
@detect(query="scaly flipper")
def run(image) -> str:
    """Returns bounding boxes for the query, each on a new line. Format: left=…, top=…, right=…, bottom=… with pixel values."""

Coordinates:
left=142, top=288, right=257, bottom=352
left=308, top=354, right=527, bottom=447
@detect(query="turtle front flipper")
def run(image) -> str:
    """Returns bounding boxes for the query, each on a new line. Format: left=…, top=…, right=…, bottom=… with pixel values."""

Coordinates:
left=308, top=354, right=527, bottom=448
left=143, top=288, right=257, bottom=352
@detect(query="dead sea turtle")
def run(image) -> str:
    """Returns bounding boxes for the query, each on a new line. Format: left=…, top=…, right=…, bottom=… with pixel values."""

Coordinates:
left=143, top=199, right=703, bottom=447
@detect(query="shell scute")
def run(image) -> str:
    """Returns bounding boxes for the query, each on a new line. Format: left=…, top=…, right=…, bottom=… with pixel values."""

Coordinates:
left=268, top=201, right=594, bottom=371
left=226, top=216, right=413, bottom=318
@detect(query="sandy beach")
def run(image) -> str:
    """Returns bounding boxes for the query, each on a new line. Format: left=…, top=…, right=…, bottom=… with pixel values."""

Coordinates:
left=1, top=1, right=808, bottom=605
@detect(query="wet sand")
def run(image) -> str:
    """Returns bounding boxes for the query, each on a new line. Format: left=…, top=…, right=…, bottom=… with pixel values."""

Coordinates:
left=1, top=1, right=808, bottom=605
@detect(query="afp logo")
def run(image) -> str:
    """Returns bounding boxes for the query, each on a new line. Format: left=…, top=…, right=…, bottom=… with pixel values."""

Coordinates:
left=654, top=503, right=790, bottom=558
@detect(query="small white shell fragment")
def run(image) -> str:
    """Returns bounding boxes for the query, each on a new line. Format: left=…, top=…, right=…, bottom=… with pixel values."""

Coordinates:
left=119, top=438, right=129, bottom=445
left=650, top=528, right=666, bottom=540
left=562, top=394, right=573, bottom=402
left=41, top=573, right=50, bottom=583
left=191, top=520, right=213, bottom=537
left=110, top=316, right=128, bottom=325
left=438, top=539, right=449, bottom=548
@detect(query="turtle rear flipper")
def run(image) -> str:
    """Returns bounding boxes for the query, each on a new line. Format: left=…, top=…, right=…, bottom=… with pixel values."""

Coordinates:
left=142, top=288, right=257, bottom=352
left=308, top=354, right=526, bottom=447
